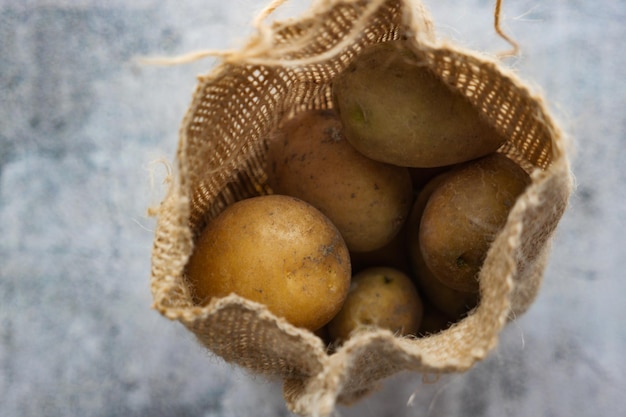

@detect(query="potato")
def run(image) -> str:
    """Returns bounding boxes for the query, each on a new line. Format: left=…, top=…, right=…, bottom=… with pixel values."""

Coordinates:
left=266, top=109, right=413, bottom=252
left=419, top=153, right=531, bottom=293
left=185, top=195, right=351, bottom=331
left=333, top=40, right=506, bottom=168
left=327, top=267, right=423, bottom=344
left=407, top=172, right=479, bottom=318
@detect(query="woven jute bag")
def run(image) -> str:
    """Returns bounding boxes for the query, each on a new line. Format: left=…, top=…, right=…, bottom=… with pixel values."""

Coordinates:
left=150, top=0, right=572, bottom=415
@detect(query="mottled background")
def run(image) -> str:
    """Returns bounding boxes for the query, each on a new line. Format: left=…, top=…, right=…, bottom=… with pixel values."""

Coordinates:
left=1, top=1, right=624, bottom=416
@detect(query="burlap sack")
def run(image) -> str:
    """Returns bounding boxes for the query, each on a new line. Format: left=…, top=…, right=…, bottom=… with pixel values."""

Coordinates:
left=150, top=0, right=572, bottom=415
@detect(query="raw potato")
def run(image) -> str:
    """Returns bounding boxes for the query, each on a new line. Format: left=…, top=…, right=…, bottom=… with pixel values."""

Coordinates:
left=185, top=195, right=351, bottom=331
left=266, top=109, right=413, bottom=252
left=333, top=40, right=506, bottom=168
left=407, top=172, right=479, bottom=318
left=327, top=267, right=423, bottom=344
left=419, top=153, right=531, bottom=293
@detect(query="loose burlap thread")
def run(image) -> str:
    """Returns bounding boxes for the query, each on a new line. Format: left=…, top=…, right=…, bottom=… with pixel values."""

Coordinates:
left=149, top=0, right=573, bottom=415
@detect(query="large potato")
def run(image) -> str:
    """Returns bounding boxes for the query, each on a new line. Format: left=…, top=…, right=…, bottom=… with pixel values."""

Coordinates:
left=327, top=267, right=423, bottom=344
left=266, top=109, right=413, bottom=252
left=419, top=153, right=531, bottom=293
left=185, top=195, right=351, bottom=331
left=333, top=40, right=506, bottom=168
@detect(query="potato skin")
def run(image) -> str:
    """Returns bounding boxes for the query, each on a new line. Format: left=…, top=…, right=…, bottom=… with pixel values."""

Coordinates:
left=185, top=195, right=351, bottom=331
left=266, top=109, right=413, bottom=252
left=327, top=267, right=423, bottom=344
left=419, top=153, right=531, bottom=293
left=333, top=40, right=506, bottom=168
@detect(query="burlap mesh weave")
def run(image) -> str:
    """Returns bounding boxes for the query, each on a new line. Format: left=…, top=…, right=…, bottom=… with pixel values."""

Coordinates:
left=149, top=0, right=572, bottom=415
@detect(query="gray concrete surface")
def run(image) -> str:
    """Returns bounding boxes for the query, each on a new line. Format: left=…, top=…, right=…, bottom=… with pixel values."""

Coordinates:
left=1, top=1, right=624, bottom=416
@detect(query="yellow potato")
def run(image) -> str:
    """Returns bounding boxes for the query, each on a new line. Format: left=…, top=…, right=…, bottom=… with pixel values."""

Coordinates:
left=419, top=153, right=531, bottom=292
left=327, top=267, right=423, bottom=344
left=185, top=195, right=351, bottom=331
left=333, top=40, right=506, bottom=168
left=266, top=109, right=413, bottom=252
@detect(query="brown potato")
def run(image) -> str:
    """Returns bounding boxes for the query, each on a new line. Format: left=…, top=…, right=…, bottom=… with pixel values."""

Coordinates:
left=266, top=109, right=413, bottom=252
left=327, top=267, right=423, bottom=344
left=333, top=40, right=506, bottom=168
left=407, top=173, right=479, bottom=318
left=419, top=153, right=531, bottom=293
left=185, top=195, right=351, bottom=331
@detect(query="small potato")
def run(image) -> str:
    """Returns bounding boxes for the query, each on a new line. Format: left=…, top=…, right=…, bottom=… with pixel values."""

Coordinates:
left=419, top=153, right=531, bottom=293
left=407, top=173, right=479, bottom=319
left=327, top=267, right=423, bottom=344
left=333, top=40, right=506, bottom=168
left=185, top=195, right=351, bottom=331
left=267, top=109, right=413, bottom=252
